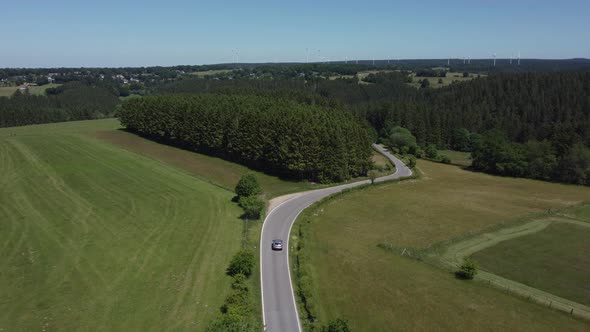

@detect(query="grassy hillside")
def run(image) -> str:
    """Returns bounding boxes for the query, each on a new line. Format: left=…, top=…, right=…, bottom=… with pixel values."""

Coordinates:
left=294, top=160, right=590, bottom=331
left=94, top=129, right=320, bottom=198
left=472, top=223, right=590, bottom=306
left=0, top=120, right=243, bottom=331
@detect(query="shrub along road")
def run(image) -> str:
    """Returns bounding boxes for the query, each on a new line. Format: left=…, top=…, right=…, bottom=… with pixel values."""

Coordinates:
left=259, top=144, right=412, bottom=332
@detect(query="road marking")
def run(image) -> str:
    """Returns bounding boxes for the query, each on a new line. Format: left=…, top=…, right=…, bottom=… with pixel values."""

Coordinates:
left=260, top=144, right=412, bottom=330
left=260, top=194, right=302, bottom=329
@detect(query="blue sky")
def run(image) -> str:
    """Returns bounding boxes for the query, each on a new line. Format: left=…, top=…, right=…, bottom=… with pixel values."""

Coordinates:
left=1, top=0, right=589, bottom=67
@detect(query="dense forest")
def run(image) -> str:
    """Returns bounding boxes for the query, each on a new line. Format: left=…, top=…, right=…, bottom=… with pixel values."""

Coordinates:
left=152, top=70, right=590, bottom=185
left=0, top=82, right=120, bottom=127
left=118, top=94, right=372, bottom=183
left=2, top=62, right=589, bottom=185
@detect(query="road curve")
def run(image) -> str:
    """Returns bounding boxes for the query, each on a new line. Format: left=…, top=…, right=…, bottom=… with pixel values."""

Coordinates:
left=260, top=144, right=413, bottom=332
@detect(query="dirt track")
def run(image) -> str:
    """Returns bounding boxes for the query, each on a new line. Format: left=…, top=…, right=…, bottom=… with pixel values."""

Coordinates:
left=437, top=217, right=590, bottom=320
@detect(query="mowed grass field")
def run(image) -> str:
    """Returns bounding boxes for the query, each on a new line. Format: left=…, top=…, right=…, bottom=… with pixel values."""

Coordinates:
left=472, top=222, right=590, bottom=306
left=438, top=149, right=472, bottom=166
left=300, top=160, right=590, bottom=331
left=567, top=203, right=590, bottom=222
left=0, top=84, right=61, bottom=97
left=94, top=129, right=352, bottom=198
left=0, top=120, right=244, bottom=331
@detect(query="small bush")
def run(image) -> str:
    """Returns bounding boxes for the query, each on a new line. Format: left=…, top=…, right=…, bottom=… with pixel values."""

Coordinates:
left=414, top=148, right=424, bottom=159
left=227, top=250, right=255, bottom=277
left=456, top=258, right=478, bottom=280
left=368, top=170, right=379, bottom=184
left=440, top=154, right=451, bottom=164
left=238, top=196, right=264, bottom=219
left=321, top=318, right=350, bottom=332
left=235, top=173, right=262, bottom=198
left=408, top=155, right=417, bottom=168
left=425, top=144, right=438, bottom=159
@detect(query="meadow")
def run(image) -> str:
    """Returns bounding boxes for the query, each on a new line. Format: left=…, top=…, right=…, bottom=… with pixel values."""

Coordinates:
left=472, top=221, right=590, bottom=306
left=438, top=149, right=472, bottom=167
left=408, top=72, right=482, bottom=88
left=94, top=129, right=328, bottom=198
left=0, top=83, right=61, bottom=97
left=0, top=120, right=244, bottom=330
left=188, top=69, right=232, bottom=77
left=295, top=159, right=590, bottom=331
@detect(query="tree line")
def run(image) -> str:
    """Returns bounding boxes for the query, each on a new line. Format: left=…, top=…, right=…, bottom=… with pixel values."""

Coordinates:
left=154, top=70, right=590, bottom=185
left=118, top=94, right=373, bottom=183
left=0, top=82, right=120, bottom=128
left=471, top=131, right=590, bottom=185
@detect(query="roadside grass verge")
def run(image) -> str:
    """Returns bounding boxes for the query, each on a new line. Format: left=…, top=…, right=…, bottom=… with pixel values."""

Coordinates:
left=0, top=121, right=245, bottom=330
left=472, top=222, right=590, bottom=306
left=291, top=173, right=420, bottom=331
left=291, top=159, right=590, bottom=331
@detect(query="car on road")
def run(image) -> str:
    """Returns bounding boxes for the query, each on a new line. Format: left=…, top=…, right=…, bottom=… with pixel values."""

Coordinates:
left=271, top=239, right=283, bottom=251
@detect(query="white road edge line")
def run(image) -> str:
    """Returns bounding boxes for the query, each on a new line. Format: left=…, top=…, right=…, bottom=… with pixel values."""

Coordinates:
left=260, top=194, right=301, bottom=330
left=260, top=144, right=410, bottom=331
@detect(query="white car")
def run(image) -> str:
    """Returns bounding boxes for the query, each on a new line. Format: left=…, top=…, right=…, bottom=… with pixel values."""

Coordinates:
left=271, top=239, right=283, bottom=251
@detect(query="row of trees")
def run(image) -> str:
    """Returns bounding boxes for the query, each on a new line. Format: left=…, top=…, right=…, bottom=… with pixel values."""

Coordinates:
left=208, top=250, right=259, bottom=331
left=0, top=82, right=120, bottom=128
left=119, top=94, right=373, bottom=183
left=472, top=131, right=590, bottom=185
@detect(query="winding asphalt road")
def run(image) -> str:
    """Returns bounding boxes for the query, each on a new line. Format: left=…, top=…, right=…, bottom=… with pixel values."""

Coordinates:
left=260, top=144, right=413, bottom=332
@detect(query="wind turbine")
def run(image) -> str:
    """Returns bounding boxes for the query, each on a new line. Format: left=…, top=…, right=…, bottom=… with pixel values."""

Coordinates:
left=518, top=51, right=521, bottom=65
left=493, top=53, right=497, bottom=67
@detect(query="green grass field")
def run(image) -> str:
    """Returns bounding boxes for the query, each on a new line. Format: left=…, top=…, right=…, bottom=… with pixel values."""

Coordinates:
left=371, top=150, right=392, bottom=169
left=0, top=84, right=61, bottom=97
left=93, top=128, right=342, bottom=198
left=472, top=223, right=590, bottom=306
left=566, top=203, right=590, bottom=222
left=408, top=72, right=482, bottom=89
left=0, top=120, right=244, bottom=330
left=296, top=160, right=590, bottom=331
left=438, top=149, right=472, bottom=166
left=189, top=69, right=232, bottom=77
left=0, top=87, right=17, bottom=97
